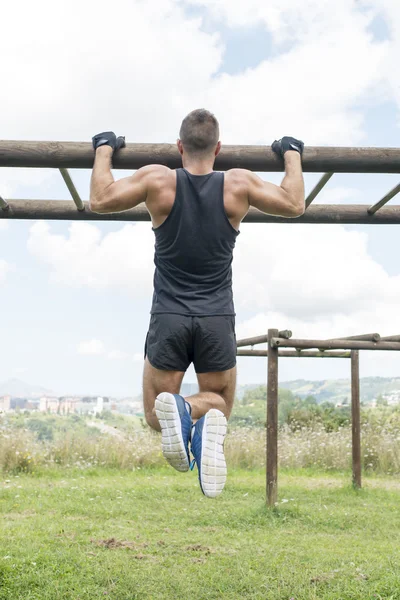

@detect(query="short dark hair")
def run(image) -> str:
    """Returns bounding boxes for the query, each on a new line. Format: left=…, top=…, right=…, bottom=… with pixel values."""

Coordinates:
left=179, top=109, right=219, bottom=156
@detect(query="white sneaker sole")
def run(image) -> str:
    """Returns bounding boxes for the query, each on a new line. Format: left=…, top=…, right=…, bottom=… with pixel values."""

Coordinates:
left=200, top=409, right=227, bottom=498
left=155, top=392, right=190, bottom=472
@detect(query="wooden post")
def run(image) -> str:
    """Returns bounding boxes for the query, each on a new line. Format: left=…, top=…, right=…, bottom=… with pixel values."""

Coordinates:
left=351, top=350, right=362, bottom=489
left=267, top=329, right=279, bottom=507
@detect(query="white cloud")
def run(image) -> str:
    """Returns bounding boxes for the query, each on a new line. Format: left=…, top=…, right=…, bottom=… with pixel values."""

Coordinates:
left=77, top=339, right=105, bottom=356
left=77, top=339, right=135, bottom=361
left=0, top=261, right=10, bottom=285
left=0, top=221, right=10, bottom=284
left=27, top=222, right=154, bottom=297
left=31, top=216, right=400, bottom=342
left=233, top=223, right=400, bottom=319
left=108, top=350, right=131, bottom=361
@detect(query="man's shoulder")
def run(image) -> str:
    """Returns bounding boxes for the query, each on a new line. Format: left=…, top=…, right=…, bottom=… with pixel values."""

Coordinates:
left=140, top=164, right=176, bottom=188
left=224, top=168, right=252, bottom=193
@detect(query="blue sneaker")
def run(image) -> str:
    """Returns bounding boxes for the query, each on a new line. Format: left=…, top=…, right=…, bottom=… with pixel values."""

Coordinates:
left=155, top=393, right=192, bottom=472
left=190, top=409, right=227, bottom=498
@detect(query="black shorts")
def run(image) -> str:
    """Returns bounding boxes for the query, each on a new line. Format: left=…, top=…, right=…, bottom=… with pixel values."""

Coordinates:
left=145, top=314, right=236, bottom=373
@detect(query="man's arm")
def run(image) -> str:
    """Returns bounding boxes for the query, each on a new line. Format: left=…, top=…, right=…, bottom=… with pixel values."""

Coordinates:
left=245, top=136, right=305, bottom=218
left=89, top=145, right=152, bottom=214
left=247, top=152, right=304, bottom=218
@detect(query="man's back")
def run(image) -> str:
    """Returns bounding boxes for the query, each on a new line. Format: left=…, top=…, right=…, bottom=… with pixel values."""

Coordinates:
left=151, top=168, right=239, bottom=316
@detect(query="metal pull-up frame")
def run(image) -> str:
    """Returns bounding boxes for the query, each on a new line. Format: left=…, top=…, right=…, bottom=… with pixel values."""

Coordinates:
left=0, top=141, right=400, bottom=223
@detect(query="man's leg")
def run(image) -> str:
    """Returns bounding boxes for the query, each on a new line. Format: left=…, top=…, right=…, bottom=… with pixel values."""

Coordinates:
left=142, top=358, right=185, bottom=432
left=185, top=366, right=236, bottom=421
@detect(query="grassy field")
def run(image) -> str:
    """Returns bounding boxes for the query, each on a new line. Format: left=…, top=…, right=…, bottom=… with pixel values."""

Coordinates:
left=1, top=468, right=400, bottom=599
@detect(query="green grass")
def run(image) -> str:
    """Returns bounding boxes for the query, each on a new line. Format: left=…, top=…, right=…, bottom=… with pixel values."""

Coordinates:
left=1, top=468, right=400, bottom=599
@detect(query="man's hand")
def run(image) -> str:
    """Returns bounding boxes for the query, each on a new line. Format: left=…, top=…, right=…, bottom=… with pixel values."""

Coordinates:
left=272, top=136, right=304, bottom=158
left=92, top=131, right=126, bottom=153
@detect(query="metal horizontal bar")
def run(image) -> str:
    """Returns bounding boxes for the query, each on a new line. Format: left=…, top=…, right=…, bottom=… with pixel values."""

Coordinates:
left=59, top=169, right=85, bottom=211
left=305, top=172, right=334, bottom=207
left=271, top=338, right=400, bottom=351
left=0, top=196, right=9, bottom=211
left=1, top=141, right=400, bottom=173
left=237, top=349, right=351, bottom=358
left=2, top=201, right=400, bottom=224
left=368, top=182, right=400, bottom=215
left=331, top=333, right=381, bottom=342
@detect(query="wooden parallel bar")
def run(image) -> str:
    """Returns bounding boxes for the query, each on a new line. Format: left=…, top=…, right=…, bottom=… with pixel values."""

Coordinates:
left=278, top=329, right=292, bottom=339
left=0, top=196, right=9, bottom=211
left=267, top=329, right=279, bottom=507
left=1, top=140, right=400, bottom=173
left=236, top=334, right=269, bottom=348
left=368, top=182, right=400, bottom=215
left=2, top=201, right=400, bottom=224
left=351, top=350, right=362, bottom=489
left=305, top=172, right=334, bottom=207
left=59, top=169, right=85, bottom=211
left=380, top=335, right=400, bottom=342
left=271, top=338, right=400, bottom=351
left=331, top=333, right=381, bottom=342
left=237, top=349, right=351, bottom=358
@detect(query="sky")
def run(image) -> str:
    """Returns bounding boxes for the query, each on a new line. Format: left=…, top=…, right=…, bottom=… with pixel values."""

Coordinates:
left=1, top=0, right=400, bottom=397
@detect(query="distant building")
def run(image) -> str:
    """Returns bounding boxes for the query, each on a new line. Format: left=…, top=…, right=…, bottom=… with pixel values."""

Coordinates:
left=39, top=396, right=79, bottom=414
left=0, top=395, right=11, bottom=412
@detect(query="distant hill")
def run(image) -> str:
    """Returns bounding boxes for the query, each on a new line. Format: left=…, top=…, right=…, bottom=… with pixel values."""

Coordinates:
left=239, top=377, right=400, bottom=405
left=0, top=378, right=56, bottom=398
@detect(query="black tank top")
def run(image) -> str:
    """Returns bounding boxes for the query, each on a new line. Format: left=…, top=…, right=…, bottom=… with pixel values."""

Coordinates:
left=151, top=168, right=239, bottom=316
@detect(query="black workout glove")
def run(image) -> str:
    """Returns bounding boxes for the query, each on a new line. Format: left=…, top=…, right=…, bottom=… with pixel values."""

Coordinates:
left=92, top=131, right=126, bottom=153
left=272, top=136, right=304, bottom=158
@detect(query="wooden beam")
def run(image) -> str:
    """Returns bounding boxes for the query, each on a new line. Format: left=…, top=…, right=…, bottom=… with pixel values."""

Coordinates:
left=271, top=338, right=400, bottom=351
left=0, top=196, right=9, bottom=211
left=237, top=349, right=351, bottom=358
left=351, top=350, right=362, bottom=489
left=332, top=333, right=381, bottom=343
left=267, top=329, right=279, bottom=507
left=236, top=334, right=268, bottom=348
left=1, top=140, right=400, bottom=173
left=2, top=201, right=400, bottom=224
left=380, top=335, right=400, bottom=342
left=368, top=182, right=400, bottom=215
left=305, top=172, right=334, bottom=207
left=236, top=330, right=291, bottom=348
left=59, top=169, right=85, bottom=211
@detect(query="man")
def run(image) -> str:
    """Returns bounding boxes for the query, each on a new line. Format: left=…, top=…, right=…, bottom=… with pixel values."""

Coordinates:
left=90, top=109, right=305, bottom=498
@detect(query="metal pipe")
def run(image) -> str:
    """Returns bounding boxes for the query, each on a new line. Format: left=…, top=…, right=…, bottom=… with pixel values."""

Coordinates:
left=1, top=140, right=400, bottom=172
left=59, top=169, right=85, bottom=211
left=305, top=172, right=334, bottom=207
left=368, top=182, right=400, bottom=215
left=3, top=201, right=400, bottom=224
